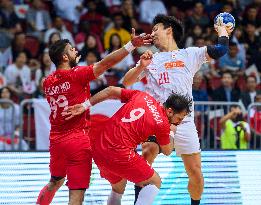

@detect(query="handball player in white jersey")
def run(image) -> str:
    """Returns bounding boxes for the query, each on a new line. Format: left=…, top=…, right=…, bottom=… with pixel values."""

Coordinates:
left=123, top=14, right=231, bottom=205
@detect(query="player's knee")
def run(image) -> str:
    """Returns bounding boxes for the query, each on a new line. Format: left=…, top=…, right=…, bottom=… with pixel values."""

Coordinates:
left=142, top=142, right=159, bottom=162
left=149, top=172, right=162, bottom=189
left=187, top=165, right=203, bottom=185
left=49, top=177, right=65, bottom=190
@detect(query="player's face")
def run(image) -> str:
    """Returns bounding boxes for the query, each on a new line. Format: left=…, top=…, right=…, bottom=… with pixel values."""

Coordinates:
left=167, top=109, right=188, bottom=126
left=64, top=44, right=78, bottom=68
left=151, top=23, right=169, bottom=48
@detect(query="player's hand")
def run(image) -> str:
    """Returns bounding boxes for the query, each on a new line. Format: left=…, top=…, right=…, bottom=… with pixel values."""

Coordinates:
left=76, top=54, right=81, bottom=64
left=170, top=124, right=177, bottom=134
left=131, top=28, right=152, bottom=47
left=61, top=104, right=85, bottom=120
left=214, top=24, right=232, bottom=36
left=140, top=50, right=153, bottom=68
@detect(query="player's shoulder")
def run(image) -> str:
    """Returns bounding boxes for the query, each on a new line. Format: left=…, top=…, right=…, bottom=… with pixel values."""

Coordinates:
left=184, top=46, right=207, bottom=54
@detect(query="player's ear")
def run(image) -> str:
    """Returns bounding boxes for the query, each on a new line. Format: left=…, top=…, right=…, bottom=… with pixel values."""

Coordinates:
left=166, top=27, right=172, bottom=36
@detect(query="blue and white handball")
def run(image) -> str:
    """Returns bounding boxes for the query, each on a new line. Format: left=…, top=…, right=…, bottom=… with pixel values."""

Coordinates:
left=214, top=12, right=235, bottom=32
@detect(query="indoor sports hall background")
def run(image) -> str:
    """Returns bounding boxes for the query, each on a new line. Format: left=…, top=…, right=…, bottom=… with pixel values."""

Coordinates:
left=0, top=0, right=261, bottom=205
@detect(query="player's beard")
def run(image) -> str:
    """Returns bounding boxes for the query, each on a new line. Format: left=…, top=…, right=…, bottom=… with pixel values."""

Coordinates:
left=68, top=56, right=77, bottom=68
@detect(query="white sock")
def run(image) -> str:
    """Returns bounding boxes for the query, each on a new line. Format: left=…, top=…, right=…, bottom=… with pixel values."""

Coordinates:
left=107, top=190, right=123, bottom=205
left=135, top=184, right=159, bottom=205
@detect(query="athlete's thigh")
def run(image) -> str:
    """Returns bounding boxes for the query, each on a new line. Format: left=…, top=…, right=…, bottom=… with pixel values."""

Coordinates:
left=64, top=136, right=92, bottom=189
left=174, top=119, right=201, bottom=156
left=111, top=179, right=128, bottom=194
left=49, top=142, right=66, bottom=178
left=181, top=152, right=202, bottom=175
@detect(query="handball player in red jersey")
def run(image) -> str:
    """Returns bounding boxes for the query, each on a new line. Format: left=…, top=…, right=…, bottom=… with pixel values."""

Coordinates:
left=36, top=29, right=152, bottom=205
left=62, top=50, right=192, bottom=204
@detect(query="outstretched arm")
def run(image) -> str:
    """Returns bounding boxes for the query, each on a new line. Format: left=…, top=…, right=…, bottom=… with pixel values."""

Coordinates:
left=62, top=86, right=122, bottom=120
left=205, top=25, right=230, bottom=61
left=93, top=29, right=152, bottom=77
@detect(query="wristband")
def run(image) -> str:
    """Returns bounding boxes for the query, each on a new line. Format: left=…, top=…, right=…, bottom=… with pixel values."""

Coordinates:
left=124, top=41, right=136, bottom=53
left=81, top=99, right=92, bottom=111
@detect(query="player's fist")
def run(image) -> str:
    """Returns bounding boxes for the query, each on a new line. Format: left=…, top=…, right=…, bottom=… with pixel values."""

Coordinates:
left=140, top=50, right=153, bottom=68
left=131, top=28, right=152, bottom=47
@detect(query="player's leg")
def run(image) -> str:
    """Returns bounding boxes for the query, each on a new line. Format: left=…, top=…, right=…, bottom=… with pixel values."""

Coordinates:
left=175, top=120, right=204, bottom=205
left=134, top=137, right=160, bottom=204
left=118, top=152, right=161, bottom=205
left=108, top=179, right=127, bottom=205
left=66, top=135, right=93, bottom=205
left=36, top=177, right=65, bottom=205
left=181, top=153, right=204, bottom=205
left=36, top=143, right=66, bottom=205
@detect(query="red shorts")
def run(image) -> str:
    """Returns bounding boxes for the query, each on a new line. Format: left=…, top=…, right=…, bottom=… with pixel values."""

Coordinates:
left=49, top=129, right=92, bottom=189
left=93, top=148, right=154, bottom=184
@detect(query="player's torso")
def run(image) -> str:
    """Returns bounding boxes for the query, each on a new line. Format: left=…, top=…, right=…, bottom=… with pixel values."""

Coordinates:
left=145, top=50, right=194, bottom=104
left=102, top=92, right=167, bottom=149
left=44, top=70, right=89, bottom=133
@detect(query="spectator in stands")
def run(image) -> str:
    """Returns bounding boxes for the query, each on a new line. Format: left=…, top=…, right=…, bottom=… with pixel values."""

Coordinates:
left=80, top=0, right=109, bottom=36
left=53, top=0, right=86, bottom=24
left=44, top=16, right=75, bottom=46
left=249, top=94, right=261, bottom=137
left=0, top=86, right=28, bottom=150
left=103, top=12, right=131, bottom=50
left=211, top=71, right=240, bottom=102
left=240, top=75, right=261, bottom=110
left=0, top=72, right=6, bottom=89
left=185, top=24, right=204, bottom=47
left=26, top=0, right=51, bottom=41
left=11, top=32, right=32, bottom=61
left=231, top=26, right=246, bottom=64
left=4, top=51, right=30, bottom=98
left=218, top=41, right=245, bottom=75
left=25, top=58, right=42, bottom=97
left=220, top=105, right=251, bottom=149
left=41, top=51, right=55, bottom=77
left=243, top=23, right=261, bottom=67
left=0, top=0, right=22, bottom=36
left=139, top=0, right=167, bottom=24
left=78, top=50, right=107, bottom=95
left=0, top=31, right=12, bottom=70
left=79, top=34, right=103, bottom=60
left=185, top=2, right=210, bottom=30
left=192, top=72, right=208, bottom=112
left=103, top=33, right=134, bottom=81
left=241, top=5, right=261, bottom=32
left=121, top=0, right=138, bottom=32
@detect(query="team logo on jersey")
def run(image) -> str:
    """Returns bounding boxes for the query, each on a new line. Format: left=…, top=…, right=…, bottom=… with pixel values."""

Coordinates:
left=164, top=61, right=185, bottom=69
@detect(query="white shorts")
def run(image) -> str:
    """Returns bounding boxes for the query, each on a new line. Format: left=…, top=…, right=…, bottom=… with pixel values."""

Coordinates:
left=174, top=116, right=201, bottom=156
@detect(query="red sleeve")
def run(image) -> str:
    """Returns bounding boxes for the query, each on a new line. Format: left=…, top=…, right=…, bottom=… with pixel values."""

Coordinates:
left=155, top=122, right=171, bottom=146
left=120, top=89, right=140, bottom=103
left=73, top=65, right=96, bottom=86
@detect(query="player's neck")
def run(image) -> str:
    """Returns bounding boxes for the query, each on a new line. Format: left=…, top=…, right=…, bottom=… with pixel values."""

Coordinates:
left=57, top=63, right=71, bottom=70
left=159, top=40, right=179, bottom=52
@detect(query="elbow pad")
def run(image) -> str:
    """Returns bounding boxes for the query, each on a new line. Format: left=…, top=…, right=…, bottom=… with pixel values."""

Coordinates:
left=207, top=36, right=229, bottom=59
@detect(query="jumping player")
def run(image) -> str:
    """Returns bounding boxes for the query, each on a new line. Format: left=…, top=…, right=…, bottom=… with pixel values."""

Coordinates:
left=122, top=14, right=231, bottom=205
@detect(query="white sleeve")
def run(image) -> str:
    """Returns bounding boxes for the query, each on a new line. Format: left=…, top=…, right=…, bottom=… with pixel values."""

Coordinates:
left=186, top=46, right=207, bottom=76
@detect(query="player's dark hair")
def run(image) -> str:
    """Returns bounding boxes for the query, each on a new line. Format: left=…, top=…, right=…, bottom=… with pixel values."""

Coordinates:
left=49, top=39, right=70, bottom=67
left=153, top=14, right=184, bottom=45
left=164, top=94, right=192, bottom=114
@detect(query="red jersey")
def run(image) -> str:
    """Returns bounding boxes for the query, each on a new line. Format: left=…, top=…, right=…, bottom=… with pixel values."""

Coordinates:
left=43, top=65, right=96, bottom=140
left=95, top=89, right=171, bottom=150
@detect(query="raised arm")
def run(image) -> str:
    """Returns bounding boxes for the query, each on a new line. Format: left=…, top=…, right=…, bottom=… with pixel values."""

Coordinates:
left=122, top=50, right=153, bottom=87
left=93, top=29, right=152, bottom=77
left=205, top=25, right=230, bottom=62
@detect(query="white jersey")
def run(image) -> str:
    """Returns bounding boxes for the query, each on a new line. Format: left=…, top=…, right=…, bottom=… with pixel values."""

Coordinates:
left=138, top=47, right=207, bottom=155
left=139, top=47, right=207, bottom=117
